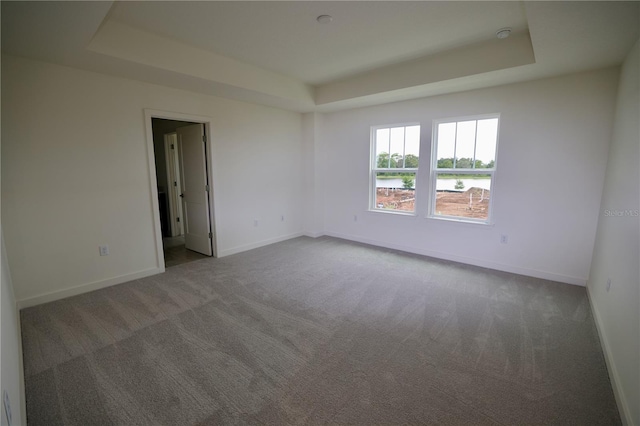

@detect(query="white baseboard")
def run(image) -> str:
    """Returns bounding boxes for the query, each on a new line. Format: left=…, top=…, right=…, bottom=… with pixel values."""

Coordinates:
left=324, top=231, right=587, bottom=286
left=17, top=267, right=164, bottom=309
left=218, top=232, right=304, bottom=258
left=586, top=286, right=633, bottom=425
left=303, top=231, right=324, bottom=238
left=16, top=232, right=306, bottom=308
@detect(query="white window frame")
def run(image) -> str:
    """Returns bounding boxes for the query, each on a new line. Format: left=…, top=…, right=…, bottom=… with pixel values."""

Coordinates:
left=369, top=123, right=421, bottom=215
left=429, top=114, right=500, bottom=225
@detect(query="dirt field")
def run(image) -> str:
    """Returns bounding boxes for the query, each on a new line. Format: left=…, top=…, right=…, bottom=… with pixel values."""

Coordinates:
left=375, top=187, right=489, bottom=219
left=375, top=188, right=415, bottom=212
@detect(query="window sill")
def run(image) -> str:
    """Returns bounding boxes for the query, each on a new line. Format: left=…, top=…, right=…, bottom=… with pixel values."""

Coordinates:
left=427, top=215, right=494, bottom=227
left=369, top=209, right=417, bottom=217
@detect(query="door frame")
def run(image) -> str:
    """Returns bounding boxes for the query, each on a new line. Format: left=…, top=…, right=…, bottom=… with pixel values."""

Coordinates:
left=144, top=109, right=218, bottom=270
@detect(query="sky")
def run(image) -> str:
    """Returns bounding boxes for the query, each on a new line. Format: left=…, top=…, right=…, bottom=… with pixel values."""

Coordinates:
left=375, top=125, right=420, bottom=167
left=375, top=119, right=498, bottom=168
left=437, top=118, right=498, bottom=165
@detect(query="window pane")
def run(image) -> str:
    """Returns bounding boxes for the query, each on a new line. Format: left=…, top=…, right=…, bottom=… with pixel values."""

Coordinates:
left=376, top=128, right=390, bottom=168
left=454, top=120, right=476, bottom=169
left=404, top=125, right=420, bottom=168
left=375, top=171, right=416, bottom=212
left=434, top=175, right=491, bottom=220
left=475, top=118, right=498, bottom=168
left=389, top=127, right=405, bottom=168
left=436, top=122, right=455, bottom=168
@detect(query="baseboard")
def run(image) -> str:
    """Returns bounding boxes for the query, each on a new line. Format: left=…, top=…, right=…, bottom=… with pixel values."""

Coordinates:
left=17, top=232, right=308, bottom=307
left=218, top=232, right=304, bottom=257
left=303, top=231, right=325, bottom=238
left=586, top=286, right=633, bottom=425
left=17, top=267, right=164, bottom=309
left=324, top=231, right=587, bottom=286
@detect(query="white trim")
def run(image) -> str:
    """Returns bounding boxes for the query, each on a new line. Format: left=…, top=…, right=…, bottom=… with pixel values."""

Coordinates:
left=432, top=112, right=502, bottom=124
left=144, top=110, right=166, bottom=269
left=144, top=108, right=219, bottom=259
left=369, top=123, right=421, bottom=213
left=217, top=232, right=304, bottom=258
left=427, top=214, right=495, bottom=226
left=16, top=267, right=163, bottom=309
left=429, top=114, right=500, bottom=224
left=586, top=287, right=632, bottom=425
left=324, top=231, right=587, bottom=286
left=368, top=209, right=417, bottom=218
left=370, top=122, right=422, bottom=132
left=303, top=231, right=325, bottom=238
left=432, top=169, right=495, bottom=175
left=3, top=229, right=28, bottom=424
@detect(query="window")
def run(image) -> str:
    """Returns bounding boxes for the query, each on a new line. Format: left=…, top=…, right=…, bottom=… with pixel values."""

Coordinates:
left=430, top=115, right=499, bottom=223
left=371, top=124, right=420, bottom=213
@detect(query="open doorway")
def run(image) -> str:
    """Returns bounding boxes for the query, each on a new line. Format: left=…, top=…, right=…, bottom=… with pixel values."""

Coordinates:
left=151, top=117, right=214, bottom=267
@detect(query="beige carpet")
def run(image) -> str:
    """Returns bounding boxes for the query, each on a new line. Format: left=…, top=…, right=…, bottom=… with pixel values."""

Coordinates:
left=20, top=236, right=620, bottom=425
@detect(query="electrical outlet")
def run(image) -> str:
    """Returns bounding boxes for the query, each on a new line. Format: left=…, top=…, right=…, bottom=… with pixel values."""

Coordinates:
left=254, top=219, right=259, bottom=227
left=99, top=245, right=109, bottom=256
left=3, top=390, right=12, bottom=425
left=281, top=215, right=285, bottom=222
left=500, top=235, right=508, bottom=244
left=606, top=278, right=611, bottom=292
left=354, top=215, right=358, bottom=222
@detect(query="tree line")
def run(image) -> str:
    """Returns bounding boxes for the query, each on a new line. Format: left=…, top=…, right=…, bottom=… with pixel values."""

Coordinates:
left=377, top=153, right=494, bottom=169
left=437, top=157, right=494, bottom=169
left=376, top=152, right=419, bottom=169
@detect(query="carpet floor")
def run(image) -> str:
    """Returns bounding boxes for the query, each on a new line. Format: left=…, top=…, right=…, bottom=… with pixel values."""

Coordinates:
left=20, top=236, right=620, bottom=425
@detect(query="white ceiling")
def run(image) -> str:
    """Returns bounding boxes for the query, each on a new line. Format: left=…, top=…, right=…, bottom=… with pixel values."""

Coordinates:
left=108, top=1, right=530, bottom=85
left=2, top=1, right=639, bottom=112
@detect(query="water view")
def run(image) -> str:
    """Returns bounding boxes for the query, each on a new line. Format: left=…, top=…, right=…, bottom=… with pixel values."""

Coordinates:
left=377, top=178, right=491, bottom=191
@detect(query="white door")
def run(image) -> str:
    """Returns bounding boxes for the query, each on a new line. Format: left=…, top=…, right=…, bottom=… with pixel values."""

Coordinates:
left=164, top=133, right=184, bottom=237
left=178, top=124, right=213, bottom=256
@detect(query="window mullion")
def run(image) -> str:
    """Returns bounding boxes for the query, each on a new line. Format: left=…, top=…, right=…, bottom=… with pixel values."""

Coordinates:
left=473, top=120, right=479, bottom=169
left=452, top=122, right=458, bottom=169
left=402, top=126, right=406, bottom=168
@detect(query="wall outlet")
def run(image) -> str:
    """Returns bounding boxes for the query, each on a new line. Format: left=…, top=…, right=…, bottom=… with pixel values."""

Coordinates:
left=354, top=215, right=358, bottom=222
left=3, top=390, right=12, bottom=425
left=254, top=219, right=259, bottom=227
left=99, top=245, right=109, bottom=256
left=281, top=215, right=285, bottom=222
left=500, top=235, right=508, bottom=244
left=606, top=278, right=611, bottom=292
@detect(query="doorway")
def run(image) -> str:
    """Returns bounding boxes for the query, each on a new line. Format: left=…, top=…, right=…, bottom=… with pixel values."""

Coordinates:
left=150, top=116, right=215, bottom=267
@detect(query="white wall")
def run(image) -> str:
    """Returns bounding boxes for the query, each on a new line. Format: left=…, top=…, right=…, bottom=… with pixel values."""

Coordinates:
left=1, top=54, right=304, bottom=305
left=0, top=26, right=25, bottom=421
left=301, top=113, right=326, bottom=237
left=318, top=68, right=619, bottom=285
left=587, top=40, right=639, bottom=426
left=1, top=229, right=25, bottom=426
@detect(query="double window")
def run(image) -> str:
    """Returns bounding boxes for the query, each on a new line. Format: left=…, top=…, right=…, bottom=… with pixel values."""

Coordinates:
left=369, top=115, right=499, bottom=224
left=370, top=124, right=420, bottom=213
left=430, top=115, right=499, bottom=223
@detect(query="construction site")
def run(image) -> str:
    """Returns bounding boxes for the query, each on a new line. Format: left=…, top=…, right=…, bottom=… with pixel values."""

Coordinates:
left=375, top=187, right=490, bottom=220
